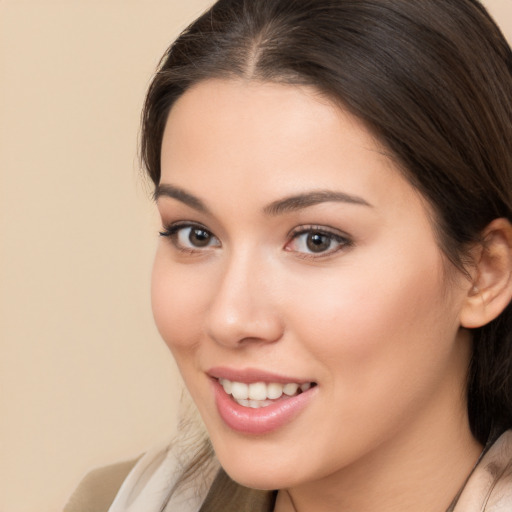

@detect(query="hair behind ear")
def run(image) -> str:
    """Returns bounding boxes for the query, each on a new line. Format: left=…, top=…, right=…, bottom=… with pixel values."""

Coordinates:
left=464, top=219, right=512, bottom=443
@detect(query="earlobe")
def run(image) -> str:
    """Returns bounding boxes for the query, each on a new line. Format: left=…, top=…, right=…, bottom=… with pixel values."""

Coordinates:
left=460, top=218, right=512, bottom=329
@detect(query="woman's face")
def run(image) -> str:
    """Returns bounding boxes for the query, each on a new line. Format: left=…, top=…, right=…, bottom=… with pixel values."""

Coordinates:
left=152, top=79, right=473, bottom=490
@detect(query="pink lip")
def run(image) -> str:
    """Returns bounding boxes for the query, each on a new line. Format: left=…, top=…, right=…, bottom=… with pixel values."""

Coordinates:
left=208, top=366, right=313, bottom=384
left=210, top=376, right=317, bottom=435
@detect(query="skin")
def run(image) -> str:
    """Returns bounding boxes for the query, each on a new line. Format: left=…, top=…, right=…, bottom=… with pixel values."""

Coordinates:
left=152, top=79, right=483, bottom=512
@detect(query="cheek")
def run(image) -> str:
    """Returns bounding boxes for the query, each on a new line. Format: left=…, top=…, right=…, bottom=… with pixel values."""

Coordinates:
left=277, top=249, right=465, bottom=463
left=285, top=246, right=458, bottom=390
left=151, top=249, right=207, bottom=353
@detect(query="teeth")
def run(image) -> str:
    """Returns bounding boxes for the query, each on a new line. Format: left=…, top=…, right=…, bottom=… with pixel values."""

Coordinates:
left=283, top=383, right=299, bottom=396
left=219, top=378, right=232, bottom=394
left=219, top=378, right=313, bottom=407
left=267, top=383, right=283, bottom=399
left=234, top=398, right=273, bottom=408
left=248, top=382, right=267, bottom=401
left=231, top=382, right=249, bottom=400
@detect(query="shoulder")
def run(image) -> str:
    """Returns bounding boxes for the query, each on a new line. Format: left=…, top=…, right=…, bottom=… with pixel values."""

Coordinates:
left=453, top=430, right=512, bottom=512
left=483, top=430, right=512, bottom=510
left=63, top=457, right=141, bottom=512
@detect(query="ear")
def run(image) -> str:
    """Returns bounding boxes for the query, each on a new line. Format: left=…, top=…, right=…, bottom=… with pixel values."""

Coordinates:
left=460, top=218, right=512, bottom=329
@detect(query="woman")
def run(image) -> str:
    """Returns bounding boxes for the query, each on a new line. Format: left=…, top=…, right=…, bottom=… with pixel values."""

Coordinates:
left=66, top=0, right=512, bottom=510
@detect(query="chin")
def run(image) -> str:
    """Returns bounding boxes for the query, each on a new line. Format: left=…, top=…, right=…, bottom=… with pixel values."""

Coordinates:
left=212, top=442, right=309, bottom=491
left=221, top=463, right=291, bottom=491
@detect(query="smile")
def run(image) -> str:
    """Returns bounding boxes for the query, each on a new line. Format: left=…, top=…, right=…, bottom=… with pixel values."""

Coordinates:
left=209, top=371, right=318, bottom=434
left=219, top=378, right=314, bottom=408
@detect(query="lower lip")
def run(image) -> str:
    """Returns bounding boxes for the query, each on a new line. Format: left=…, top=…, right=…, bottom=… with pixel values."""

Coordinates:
left=212, top=380, right=316, bottom=435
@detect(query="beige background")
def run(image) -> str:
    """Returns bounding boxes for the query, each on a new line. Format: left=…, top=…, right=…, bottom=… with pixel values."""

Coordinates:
left=0, top=1, right=510, bottom=511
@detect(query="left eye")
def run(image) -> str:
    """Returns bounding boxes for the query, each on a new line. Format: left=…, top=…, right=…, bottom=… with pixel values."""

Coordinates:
left=287, top=229, right=350, bottom=256
left=178, top=227, right=216, bottom=248
left=160, top=224, right=221, bottom=250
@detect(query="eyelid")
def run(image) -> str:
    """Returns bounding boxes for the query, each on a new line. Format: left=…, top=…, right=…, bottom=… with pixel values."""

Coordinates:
left=159, top=221, right=221, bottom=252
left=159, top=220, right=210, bottom=235
left=159, top=221, right=352, bottom=258
left=286, top=224, right=354, bottom=258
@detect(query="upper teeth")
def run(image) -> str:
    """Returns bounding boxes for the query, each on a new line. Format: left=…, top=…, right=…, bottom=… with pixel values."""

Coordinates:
left=219, top=379, right=312, bottom=401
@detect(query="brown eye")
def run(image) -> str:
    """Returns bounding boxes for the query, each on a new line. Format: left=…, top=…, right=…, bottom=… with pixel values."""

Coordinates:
left=189, top=228, right=212, bottom=247
left=160, top=224, right=221, bottom=251
left=286, top=227, right=352, bottom=257
left=306, top=233, right=331, bottom=252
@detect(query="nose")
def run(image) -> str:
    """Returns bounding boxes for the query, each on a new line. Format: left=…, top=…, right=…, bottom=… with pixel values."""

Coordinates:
left=205, top=250, right=284, bottom=348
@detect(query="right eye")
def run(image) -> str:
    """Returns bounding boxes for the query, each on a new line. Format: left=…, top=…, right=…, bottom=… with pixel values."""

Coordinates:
left=159, top=224, right=221, bottom=251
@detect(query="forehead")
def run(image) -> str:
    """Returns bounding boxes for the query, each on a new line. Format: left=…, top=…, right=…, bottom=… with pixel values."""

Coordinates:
left=160, top=79, right=422, bottom=215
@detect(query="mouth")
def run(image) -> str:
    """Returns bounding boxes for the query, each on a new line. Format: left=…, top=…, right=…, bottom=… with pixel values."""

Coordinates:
left=208, top=370, right=318, bottom=434
left=218, top=378, right=316, bottom=409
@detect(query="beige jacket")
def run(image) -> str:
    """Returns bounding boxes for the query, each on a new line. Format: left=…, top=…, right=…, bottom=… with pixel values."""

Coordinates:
left=64, top=458, right=140, bottom=512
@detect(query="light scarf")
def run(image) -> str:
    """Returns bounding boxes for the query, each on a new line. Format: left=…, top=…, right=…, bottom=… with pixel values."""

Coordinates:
left=108, top=437, right=220, bottom=512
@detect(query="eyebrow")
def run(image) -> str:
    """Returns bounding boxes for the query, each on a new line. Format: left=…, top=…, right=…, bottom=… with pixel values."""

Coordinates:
left=153, top=184, right=209, bottom=213
left=263, top=190, right=372, bottom=215
left=154, top=184, right=371, bottom=215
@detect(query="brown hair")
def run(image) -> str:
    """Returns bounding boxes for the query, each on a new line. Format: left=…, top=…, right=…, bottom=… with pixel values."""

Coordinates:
left=142, top=0, right=512, bottom=507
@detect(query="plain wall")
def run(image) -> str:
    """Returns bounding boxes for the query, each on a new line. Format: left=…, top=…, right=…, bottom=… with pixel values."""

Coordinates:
left=0, top=1, right=511, bottom=511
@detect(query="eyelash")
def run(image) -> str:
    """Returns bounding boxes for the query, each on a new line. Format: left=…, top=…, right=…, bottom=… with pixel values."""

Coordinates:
left=159, top=222, right=353, bottom=258
left=285, top=225, right=353, bottom=259
left=159, top=222, right=220, bottom=254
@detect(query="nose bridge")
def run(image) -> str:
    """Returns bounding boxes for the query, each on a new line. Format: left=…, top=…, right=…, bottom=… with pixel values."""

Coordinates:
left=205, top=245, right=283, bottom=347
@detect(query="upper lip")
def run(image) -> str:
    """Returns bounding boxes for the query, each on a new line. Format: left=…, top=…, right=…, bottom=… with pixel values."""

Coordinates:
left=207, top=366, right=314, bottom=384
